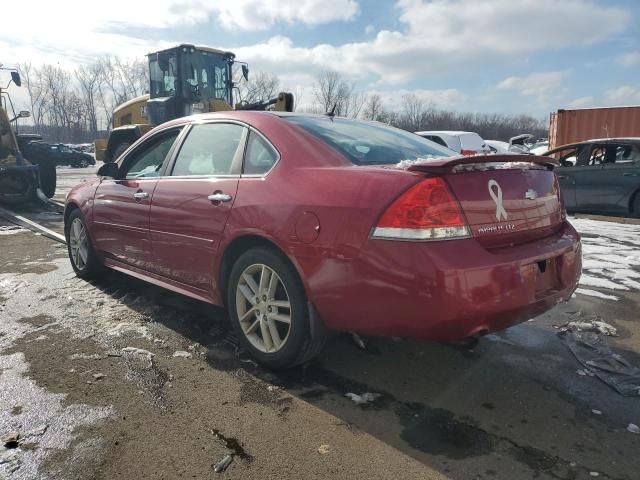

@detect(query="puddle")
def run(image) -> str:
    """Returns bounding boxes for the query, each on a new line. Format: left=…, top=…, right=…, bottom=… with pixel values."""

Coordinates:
left=396, top=403, right=495, bottom=459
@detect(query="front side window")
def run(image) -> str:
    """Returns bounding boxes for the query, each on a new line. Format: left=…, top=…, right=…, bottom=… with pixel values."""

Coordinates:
left=122, top=131, right=180, bottom=179
left=244, top=131, right=278, bottom=175
left=172, top=123, right=244, bottom=176
left=149, top=52, right=178, bottom=98
left=285, top=116, right=454, bottom=165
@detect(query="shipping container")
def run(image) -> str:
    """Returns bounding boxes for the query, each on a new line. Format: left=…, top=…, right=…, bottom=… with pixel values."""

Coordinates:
left=549, top=105, right=640, bottom=150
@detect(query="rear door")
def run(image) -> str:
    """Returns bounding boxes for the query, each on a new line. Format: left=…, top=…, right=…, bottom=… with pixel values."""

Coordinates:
left=148, top=121, right=246, bottom=292
left=92, top=128, right=182, bottom=269
left=553, top=145, right=585, bottom=210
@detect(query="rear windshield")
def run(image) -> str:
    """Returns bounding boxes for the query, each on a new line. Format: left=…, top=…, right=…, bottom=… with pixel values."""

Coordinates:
left=284, top=116, right=455, bottom=165
left=459, top=133, right=485, bottom=150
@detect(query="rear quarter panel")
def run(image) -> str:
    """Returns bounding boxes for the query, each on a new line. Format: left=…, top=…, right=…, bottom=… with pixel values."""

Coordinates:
left=218, top=163, right=420, bottom=304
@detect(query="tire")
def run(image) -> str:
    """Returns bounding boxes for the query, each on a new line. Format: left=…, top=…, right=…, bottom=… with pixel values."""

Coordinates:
left=37, top=160, right=56, bottom=198
left=227, top=247, right=326, bottom=369
left=80, top=159, right=89, bottom=168
left=632, top=191, right=640, bottom=218
left=112, top=142, right=130, bottom=161
left=65, top=209, right=103, bottom=279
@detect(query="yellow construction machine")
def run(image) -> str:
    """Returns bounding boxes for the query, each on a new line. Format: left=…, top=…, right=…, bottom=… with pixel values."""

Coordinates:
left=98, top=44, right=294, bottom=162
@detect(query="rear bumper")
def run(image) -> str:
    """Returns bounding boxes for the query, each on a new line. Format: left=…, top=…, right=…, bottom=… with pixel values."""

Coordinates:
left=306, top=221, right=581, bottom=340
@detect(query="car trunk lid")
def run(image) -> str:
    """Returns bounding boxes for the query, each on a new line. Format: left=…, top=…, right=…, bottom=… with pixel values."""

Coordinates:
left=404, top=155, right=563, bottom=247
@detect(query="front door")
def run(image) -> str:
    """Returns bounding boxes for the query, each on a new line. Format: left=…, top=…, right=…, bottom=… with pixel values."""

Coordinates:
left=554, top=145, right=584, bottom=210
left=573, top=144, right=629, bottom=213
left=148, top=122, right=246, bottom=292
left=92, top=129, right=181, bottom=269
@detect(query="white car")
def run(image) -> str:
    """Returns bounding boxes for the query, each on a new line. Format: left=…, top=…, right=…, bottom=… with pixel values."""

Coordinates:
left=486, top=134, right=536, bottom=154
left=414, top=131, right=490, bottom=155
left=485, top=140, right=511, bottom=153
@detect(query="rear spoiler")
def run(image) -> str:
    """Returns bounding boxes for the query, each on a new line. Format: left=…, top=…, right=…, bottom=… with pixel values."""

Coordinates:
left=403, top=154, right=558, bottom=174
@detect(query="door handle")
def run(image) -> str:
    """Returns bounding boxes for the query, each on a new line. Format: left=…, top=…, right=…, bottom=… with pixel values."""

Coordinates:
left=133, top=191, right=149, bottom=200
left=208, top=193, right=232, bottom=203
left=558, top=175, right=568, bottom=180
left=623, top=173, right=637, bottom=177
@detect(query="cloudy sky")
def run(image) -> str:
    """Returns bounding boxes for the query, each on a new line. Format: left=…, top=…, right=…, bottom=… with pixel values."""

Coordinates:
left=2, top=0, right=639, bottom=116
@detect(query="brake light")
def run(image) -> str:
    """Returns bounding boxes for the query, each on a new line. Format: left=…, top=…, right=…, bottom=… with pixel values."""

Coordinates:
left=554, top=173, right=567, bottom=220
left=460, top=149, right=477, bottom=156
left=372, top=178, right=470, bottom=240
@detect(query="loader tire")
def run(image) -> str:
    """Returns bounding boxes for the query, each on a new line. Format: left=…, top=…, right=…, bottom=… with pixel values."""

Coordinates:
left=37, top=160, right=57, bottom=198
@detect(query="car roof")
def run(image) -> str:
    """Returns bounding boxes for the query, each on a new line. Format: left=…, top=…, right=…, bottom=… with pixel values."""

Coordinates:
left=415, top=131, right=478, bottom=136
left=545, top=137, right=640, bottom=154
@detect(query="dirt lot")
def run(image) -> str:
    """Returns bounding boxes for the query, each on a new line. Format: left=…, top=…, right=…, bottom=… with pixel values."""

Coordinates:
left=0, top=167, right=639, bottom=479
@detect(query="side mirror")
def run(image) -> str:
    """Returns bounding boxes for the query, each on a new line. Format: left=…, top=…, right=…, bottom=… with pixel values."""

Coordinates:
left=242, top=65, right=249, bottom=82
left=97, top=162, right=119, bottom=178
left=11, top=71, right=21, bottom=87
left=19, top=111, right=30, bottom=118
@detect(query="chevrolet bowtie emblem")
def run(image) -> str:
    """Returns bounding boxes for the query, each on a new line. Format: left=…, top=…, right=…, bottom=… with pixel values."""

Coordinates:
left=525, top=189, right=538, bottom=200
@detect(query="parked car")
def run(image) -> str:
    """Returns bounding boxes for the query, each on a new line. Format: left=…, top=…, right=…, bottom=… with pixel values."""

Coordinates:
left=544, top=138, right=640, bottom=216
left=414, top=130, right=491, bottom=155
left=65, top=112, right=581, bottom=368
left=486, top=134, right=534, bottom=154
left=26, top=141, right=95, bottom=168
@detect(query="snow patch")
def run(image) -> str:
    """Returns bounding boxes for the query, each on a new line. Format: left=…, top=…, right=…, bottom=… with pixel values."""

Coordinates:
left=574, top=288, right=619, bottom=301
left=570, top=218, right=640, bottom=300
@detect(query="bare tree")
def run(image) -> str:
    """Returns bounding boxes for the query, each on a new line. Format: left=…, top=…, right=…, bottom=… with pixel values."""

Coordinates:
left=362, top=93, right=384, bottom=121
left=237, top=71, right=281, bottom=106
left=75, top=63, right=101, bottom=134
left=398, top=93, right=429, bottom=131
left=313, top=70, right=356, bottom=116
left=17, top=63, right=47, bottom=128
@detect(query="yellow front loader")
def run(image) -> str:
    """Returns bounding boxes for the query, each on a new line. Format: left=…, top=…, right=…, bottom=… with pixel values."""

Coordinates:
left=98, top=44, right=294, bottom=162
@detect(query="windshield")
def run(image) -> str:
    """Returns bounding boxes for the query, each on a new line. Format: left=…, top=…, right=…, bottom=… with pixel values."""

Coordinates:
left=183, top=50, right=231, bottom=104
left=284, top=116, right=455, bottom=165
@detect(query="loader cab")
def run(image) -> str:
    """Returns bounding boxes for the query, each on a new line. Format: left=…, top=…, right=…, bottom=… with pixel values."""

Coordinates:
left=147, top=44, right=235, bottom=126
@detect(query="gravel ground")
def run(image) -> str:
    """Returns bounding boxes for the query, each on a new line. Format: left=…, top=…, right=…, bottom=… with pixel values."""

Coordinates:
left=0, top=167, right=638, bottom=479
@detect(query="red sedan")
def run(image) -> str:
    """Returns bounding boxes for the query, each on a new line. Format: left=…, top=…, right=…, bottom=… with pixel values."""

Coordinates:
left=65, top=112, right=581, bottom=368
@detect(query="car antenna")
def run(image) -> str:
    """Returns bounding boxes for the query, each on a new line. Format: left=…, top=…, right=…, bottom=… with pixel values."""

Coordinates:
left=325, top=103, right=337, bottom=119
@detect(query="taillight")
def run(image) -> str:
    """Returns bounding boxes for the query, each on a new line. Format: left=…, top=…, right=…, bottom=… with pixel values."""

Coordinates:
left=372, top=178, right=470, bottom=240
left=554, top=173, right=567, bottom=220
left=460, top=149, right=477, bottom=156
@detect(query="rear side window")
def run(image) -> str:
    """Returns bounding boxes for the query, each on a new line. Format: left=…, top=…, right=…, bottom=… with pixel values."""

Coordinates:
left=243, top=131, right=278, bottom=175
left=172, top=123, right=244, bottom=176
left=423, top=135, right=448, bottom=148
left=285, top=116, right=454, bottom=165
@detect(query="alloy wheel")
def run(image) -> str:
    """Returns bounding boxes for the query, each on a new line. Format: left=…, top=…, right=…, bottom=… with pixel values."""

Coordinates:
left=69, top=217, right=89, bottom=270
left=235, top=263, right=292, bottom=353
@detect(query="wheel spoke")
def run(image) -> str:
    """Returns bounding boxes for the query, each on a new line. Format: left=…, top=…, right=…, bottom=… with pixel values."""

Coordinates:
left=239, top=306, right=257, bottom=322
left=258, top=266, right=270, bottom=295
left=72, top=220, right=81, bottom=240
left=244, top=317, right=261, bottom=335
left=239, top=284, right=257, bottom=306
left=269, top=313, right=291, bottom=324
left=242, top=272, right=259, bottom=296
left=260, top=320, right=274, bottom=351
left=267, top=271, right=278, bottom=299
left=78, top=245, right=88, bottom=264
left=269, top=300, right=290, bottom=309
left=267, top=319, right=282, bottom=350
